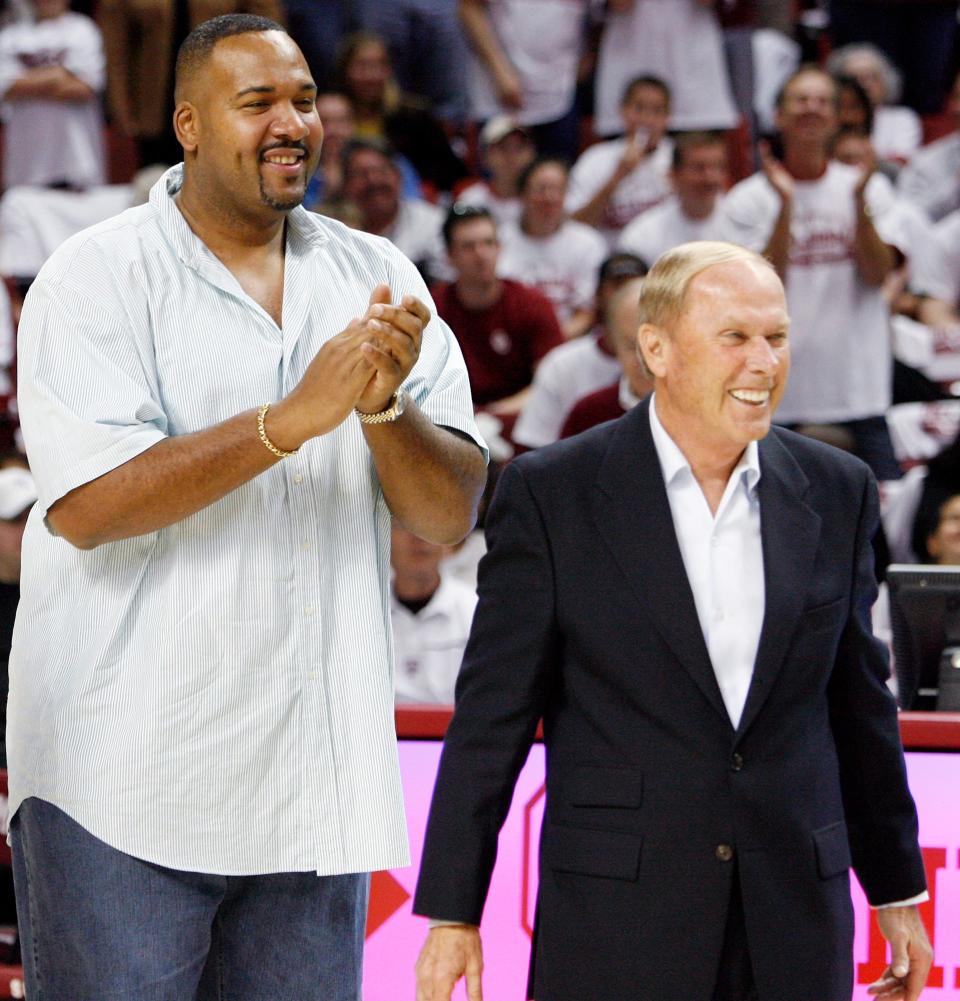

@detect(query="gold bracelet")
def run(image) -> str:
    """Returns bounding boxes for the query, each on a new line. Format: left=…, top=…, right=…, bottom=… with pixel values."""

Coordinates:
left=257, top=403, right=298, bottom=458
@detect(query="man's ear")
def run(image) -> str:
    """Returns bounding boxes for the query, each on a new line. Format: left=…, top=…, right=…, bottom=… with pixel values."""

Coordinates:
left=638, top=322, right=667, bottom=379
left=173, top=101, right=199, bottom=153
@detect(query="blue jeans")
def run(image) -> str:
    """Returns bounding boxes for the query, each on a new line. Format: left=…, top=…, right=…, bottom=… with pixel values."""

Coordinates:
left=10, top=798, right=369, bottom=1001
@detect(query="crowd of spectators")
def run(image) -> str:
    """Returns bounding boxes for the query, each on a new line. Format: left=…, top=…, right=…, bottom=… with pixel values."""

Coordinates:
left=2, top=0, right=960, bottom=706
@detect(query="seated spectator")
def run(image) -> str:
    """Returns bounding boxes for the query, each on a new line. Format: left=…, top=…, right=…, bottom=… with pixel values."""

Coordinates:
left=341, top=137, right=447, bottom=283
left=335, top=30, right=468, bottom=194
left=455, top=115, right=536, bottom=228
left=305, top=91, right=355, bottom=215
left=459, top=0, right=587, bottom=161
left=594, top=0, right=738, bottom=137
left=390, top=523, right=477, bottom=705
left=0, top=0, right=106, bottom=190
left=497, top=157, right=607, bottom=339
left=897, top=69, right=960, bottom=221
left=512, top=252, right=647, bottom=449
left=432, top=205, right=564, bottom=424
left=826, top=43, right=922, bottom=164
left=617, top=131, right=728, bottom=266
left=720, top=65, right=906, bottom=481
left=560, top=277, right=652, bottom=438
left=911, top=209, right=960, bottom=330
left=832, top=77, right=898, bottom=181
left=567, top=75, right=673, bottom=247
left=920, top=492, right=960, bottom=565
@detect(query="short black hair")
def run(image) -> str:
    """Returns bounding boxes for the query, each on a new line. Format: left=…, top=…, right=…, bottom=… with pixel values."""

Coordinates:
left=833, top=73, right=875, bottom=133
left=175, top=14, right=286, bottom=99
left=442, top=204, right=495, bottom=248
left=340, top=136, right=399, bottom=176
left=671, top=130, right=726, bottom=170
left=598, top=252, right=648, bottom=284
left=516, top=156, right=570, bottom=195
left=621, top=74, right=671, bottom=108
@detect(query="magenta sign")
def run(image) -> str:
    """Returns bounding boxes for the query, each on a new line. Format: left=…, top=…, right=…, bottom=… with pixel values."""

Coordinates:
left=362, top=743, right=960, bottom=999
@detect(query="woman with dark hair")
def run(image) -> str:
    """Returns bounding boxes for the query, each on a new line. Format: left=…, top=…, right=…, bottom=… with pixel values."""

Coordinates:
left=335, top=30, right=468, bottom=195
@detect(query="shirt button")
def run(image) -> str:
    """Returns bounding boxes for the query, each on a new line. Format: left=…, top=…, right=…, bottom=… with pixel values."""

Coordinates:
left=731, top=753, right=744, bottom=772
left=304, top=606, right=314, bottom=616
left=301, top=541, right=310, bottom=550
left=293, top=473, right=303, bottom=484
left=716, top=844, right=734, bottom=862
left=306, top=671, right=316, bottom=680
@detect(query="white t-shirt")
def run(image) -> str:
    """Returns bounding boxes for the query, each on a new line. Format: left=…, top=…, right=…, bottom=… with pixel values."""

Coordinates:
left=617, top=196, right=724, bottom=267
left=0, top=182, right=133, bottom=278
left=392, top=574, right=478, bottom=704
left=594, top=0, right=738, bottom=136
left=385, top=197, right=450, bottom=282
left=0, top=11, right=105, bottom=189
left=512, top=331, right=621, bottom=448
left=455, top=179, right=522, bottom=229
left=566, top=137, right=673, bottom=247
left=897, top=131, right=960, bottom=222
left=910, top=208, right=960, bottom=304
left=719, top=162, right=903, bottom=424
left=873, top=106, right=922, bottom=164
left=497, top=218, right=607, bottom=323
left=465, top=0, right=587, bottom=126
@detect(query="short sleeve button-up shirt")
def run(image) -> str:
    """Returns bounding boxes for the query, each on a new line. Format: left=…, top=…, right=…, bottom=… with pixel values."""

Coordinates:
left=8, top=166, right=485, bottom=876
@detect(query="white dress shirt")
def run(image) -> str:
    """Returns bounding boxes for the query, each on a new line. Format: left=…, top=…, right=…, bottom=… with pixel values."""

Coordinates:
left=649, top=397, right=927, bottom=908
left=649, top=396, right=763, bottom=729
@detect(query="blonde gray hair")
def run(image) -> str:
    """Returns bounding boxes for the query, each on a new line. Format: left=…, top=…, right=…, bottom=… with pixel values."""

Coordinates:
left=636, top=241, right=775, bottom=331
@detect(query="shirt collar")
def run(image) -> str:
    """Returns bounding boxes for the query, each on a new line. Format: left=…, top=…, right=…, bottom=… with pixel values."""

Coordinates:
left=149, top=164, right=329, bottom=270
left=648, top=393, right=761, bottom=494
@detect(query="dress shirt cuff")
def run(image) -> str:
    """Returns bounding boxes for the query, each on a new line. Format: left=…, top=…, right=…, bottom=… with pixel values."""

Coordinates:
left=428, top=918, right=478, bottom=929
left=871, top=891, right=930, bottom=909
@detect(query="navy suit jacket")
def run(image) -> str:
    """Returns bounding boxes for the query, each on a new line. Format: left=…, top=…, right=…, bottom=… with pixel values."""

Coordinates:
left=413, top=398, right=925, bottom=1001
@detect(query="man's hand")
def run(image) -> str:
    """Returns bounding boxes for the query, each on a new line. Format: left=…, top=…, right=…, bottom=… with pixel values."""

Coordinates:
left=415, top=925, right=484, bottom=1001
left=854, top=147, right=878, bottom=202
left=867, top=906, right=933, bottom=1001
left=355, top=284, right=427, bottom=414
left=615, top=131, right=647, bottom=181
left=269, top=284, right=425, bottom=448
left=759, top=140, right=795, bottom=204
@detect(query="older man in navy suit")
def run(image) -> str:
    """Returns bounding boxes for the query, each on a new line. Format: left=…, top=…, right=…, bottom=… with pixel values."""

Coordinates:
left=412, top=242, right=932, bottom=1001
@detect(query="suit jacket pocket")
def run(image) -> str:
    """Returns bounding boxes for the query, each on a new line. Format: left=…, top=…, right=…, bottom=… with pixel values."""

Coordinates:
left=567, top=766, right=644, bottom=808
left=542, top=824, right=642, bottom=881
left=813, top=821, right=852, bottom=879
left=802, top=596, right=846, bottom=632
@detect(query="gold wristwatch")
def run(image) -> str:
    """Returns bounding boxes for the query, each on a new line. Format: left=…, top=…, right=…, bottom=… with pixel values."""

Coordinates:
left=355, top=389, right=406, bottom=425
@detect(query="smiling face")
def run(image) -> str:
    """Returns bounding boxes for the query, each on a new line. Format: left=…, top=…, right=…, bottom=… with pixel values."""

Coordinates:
left=176, top=30, right=323, bottom=220
left=640, top=258, right=790, bottom=466
left=342, top=145, right=400, bottom=227
left=520, top=161, right=568, bottom=235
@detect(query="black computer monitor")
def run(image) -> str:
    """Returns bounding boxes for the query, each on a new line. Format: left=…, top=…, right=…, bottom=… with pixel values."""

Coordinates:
left=886, top=563, right=960, bottom=710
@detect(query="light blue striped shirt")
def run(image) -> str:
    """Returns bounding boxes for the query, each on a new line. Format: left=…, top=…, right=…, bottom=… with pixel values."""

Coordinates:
left=7, top=165, right=485, bottom=876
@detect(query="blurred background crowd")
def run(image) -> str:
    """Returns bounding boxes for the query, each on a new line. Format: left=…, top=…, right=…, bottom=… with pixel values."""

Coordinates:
left=0, top=0, right=959, bottom=712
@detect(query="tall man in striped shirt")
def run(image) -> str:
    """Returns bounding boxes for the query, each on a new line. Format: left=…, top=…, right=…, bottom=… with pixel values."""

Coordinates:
left=6, top=14, right=486, bottom=1001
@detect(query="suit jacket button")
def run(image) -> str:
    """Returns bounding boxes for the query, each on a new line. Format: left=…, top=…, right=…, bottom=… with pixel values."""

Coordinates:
left=731, top=753, right=744, bottom=771
left=716, top=844, right=734, bottom=862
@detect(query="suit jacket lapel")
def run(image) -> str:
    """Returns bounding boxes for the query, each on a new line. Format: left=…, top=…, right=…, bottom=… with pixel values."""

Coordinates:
left=591, top=399, right=731, bottom=726
left=736, top=431, right=822, bottom=737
